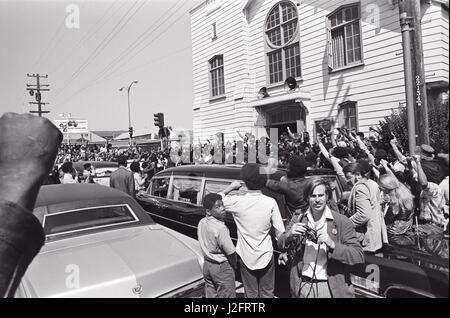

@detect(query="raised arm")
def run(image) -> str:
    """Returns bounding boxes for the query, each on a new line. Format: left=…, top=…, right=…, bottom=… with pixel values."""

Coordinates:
left=380, top=159, right=395, bottom=177
left=390, top=136, right=407, bottom=163
left=356, top=135, right=376, bottom=165
left=287, top=126, right=296, bottom=139
left=413, top=155, right=428, bottom=189
left=0, top=113, right=62, bottom=297
left=236, top=130, right=245, bottom=141
left=317, top=137, right=345, bottom=177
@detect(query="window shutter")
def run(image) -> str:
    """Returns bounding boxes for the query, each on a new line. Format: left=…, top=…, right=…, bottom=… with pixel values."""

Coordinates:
left=326, top=20, right=333, bottom=69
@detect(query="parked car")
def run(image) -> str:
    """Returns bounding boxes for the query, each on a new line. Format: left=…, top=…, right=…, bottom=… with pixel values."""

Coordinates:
left=136, top=164, right=449, bottom=298
left=73, top=161, right=118, bottom=186
left=15, top=184, right=205, bottom=298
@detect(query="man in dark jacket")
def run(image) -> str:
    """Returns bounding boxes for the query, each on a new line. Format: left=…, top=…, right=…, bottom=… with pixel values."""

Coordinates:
left=0, top=113, right=62, bottom=297
left=109, top=155, right=135, bottom=197
left=265, top=155, right=309, bottom=217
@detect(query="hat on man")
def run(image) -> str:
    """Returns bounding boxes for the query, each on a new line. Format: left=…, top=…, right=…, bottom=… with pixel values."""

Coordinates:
left=418, top=144, right=435, bottom=160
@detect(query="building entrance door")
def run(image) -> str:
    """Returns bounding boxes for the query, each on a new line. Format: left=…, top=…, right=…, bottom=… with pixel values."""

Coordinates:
left=262, top=102, right=307, bottom=139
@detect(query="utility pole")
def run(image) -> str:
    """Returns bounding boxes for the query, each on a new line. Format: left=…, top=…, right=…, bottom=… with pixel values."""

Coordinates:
left=399, top=0, right=416, bottom=155
left=26, top=74, right=50, bottom=117
left=411, top=0, right=430, bottom=145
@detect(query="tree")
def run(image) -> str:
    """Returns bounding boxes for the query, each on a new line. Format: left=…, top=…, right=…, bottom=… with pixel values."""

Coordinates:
left=377, top=100, right=449, bottom=154
left=428, top=100, right=449, bottom=153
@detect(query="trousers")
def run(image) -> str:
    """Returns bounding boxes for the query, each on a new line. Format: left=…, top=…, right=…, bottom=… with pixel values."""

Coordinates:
left=203, top=260, right=236, bottom=298
left=238, top=254, right=275, bottom=298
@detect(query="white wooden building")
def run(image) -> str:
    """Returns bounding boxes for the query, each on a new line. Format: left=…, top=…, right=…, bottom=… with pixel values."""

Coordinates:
left=190, top=0, right=449, bottom=142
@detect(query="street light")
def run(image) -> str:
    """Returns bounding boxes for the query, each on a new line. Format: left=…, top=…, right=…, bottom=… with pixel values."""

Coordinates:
left=119, top=80, right=139, bottom=146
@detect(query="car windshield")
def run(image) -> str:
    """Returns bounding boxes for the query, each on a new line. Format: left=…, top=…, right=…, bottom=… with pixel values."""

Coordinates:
left=43, top=204, right=138, bottom=237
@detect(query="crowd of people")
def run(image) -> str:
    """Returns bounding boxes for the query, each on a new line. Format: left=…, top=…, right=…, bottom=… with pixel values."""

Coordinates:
left=55, top=126, right=449, bottom=247
left=195, top=126, right=449, bottom=298
left=0, top=112, right=448, bottom=298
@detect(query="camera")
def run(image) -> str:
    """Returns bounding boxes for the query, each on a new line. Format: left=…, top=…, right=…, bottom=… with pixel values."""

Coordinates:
left=303, top=225, right=318, bottom=244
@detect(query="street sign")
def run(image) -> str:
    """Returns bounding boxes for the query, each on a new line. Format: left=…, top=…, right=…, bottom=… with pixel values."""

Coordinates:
left=55, top=119, right=89, bottom=134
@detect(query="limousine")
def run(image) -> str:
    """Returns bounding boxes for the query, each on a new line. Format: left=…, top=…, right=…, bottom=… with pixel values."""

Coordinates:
left=136, top=164, right=449, bottom=298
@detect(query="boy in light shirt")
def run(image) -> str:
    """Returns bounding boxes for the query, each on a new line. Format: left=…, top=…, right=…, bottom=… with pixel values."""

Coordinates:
left=198, top=193, right=237, bottom=298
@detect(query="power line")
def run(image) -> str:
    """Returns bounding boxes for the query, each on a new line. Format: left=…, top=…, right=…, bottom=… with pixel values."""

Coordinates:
left=48, top=0, right=122, bottom=75
left=105, top=45, right=191, bottom=80
left=71, top=0, right=144, bottom=80
left=51, top=0, right=145, bottom=102
left=56, top=45, right=191, bottom=107
left=32, top=18, right=66, bottom=72
left=52, top=0, right=191, bottom=106
left=91, top=0, right=183, bottom=84
left=55, top=3, right=190, bottom=104
left=35, top=0, right=89, bottom=72
left=100, top=1, right=191, bottom=81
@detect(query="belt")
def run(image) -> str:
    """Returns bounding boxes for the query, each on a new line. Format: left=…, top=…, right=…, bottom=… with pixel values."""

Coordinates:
left=205, top=258, right=225, bottom=265
left=301, top=275, right=328, bottom=283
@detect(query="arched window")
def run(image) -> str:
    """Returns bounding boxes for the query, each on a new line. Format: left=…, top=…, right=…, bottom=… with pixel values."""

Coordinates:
left=326, top=4, right=363, bottom=70
left=265, top=1, right=301, bottom=84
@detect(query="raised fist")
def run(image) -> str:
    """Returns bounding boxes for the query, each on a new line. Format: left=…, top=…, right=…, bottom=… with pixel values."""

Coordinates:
left=0, top=113, right=63, bottom=210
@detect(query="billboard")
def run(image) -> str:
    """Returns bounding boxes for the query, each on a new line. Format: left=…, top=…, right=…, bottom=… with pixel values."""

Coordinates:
left=55, top=119, right=88, bottom=134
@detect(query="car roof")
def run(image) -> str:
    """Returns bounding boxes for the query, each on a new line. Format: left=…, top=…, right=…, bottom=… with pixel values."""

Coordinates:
left=35, top=183, right=130, bottom=208
left=154, top=164, right=336, bottom=180
left=33, top=184, right=155, bottom=239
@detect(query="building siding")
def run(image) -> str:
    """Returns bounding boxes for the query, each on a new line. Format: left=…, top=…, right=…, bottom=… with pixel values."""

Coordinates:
left=191, top=0, right=449, bottom=142
left=422, top=1, right=449, bottom=83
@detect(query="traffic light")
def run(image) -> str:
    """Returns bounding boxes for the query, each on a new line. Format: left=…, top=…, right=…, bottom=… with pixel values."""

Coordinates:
left=129, top=127, right=133, bottom=138
left=153, top=113, right=164, bottom=128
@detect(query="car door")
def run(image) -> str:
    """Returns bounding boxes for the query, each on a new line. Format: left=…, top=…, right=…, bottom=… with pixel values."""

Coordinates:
left=136, top=176, right=179, bottom=228
left=163, top=176, right=205, bottom=239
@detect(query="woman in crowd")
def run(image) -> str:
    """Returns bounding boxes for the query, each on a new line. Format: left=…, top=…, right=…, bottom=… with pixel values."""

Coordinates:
left=378, top=173, right=415, bottom=235
left=59, top=161, right=78, bottom=184
left=130, top=161, right=147, bottom=193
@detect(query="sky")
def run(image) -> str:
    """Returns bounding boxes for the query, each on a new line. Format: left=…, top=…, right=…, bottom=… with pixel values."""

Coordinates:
left=0, top=0, right=203, bottom=132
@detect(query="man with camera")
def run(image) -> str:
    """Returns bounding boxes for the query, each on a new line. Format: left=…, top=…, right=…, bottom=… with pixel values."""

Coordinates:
left=278, top=177, right=364, bottom=298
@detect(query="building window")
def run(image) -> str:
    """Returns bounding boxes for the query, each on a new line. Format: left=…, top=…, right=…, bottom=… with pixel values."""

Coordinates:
left=209, top=55, right=225, bottom=97
left=327, top=4, right=363, bottom=70
left=265, top=1, right=301, bottom=84
left=212, top=22, right=217, bottom=40
left=338, top=101, right=357, bottom=130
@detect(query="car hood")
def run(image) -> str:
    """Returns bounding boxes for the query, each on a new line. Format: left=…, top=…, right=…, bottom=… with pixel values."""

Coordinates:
left=383, top=233, right=449, bottom=274
left=22, top=225, right=203, bottom=297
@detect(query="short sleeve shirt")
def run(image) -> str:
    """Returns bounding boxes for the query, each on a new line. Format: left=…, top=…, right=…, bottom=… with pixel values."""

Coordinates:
left=198, top=216, right=235, bottom=263
left=219, top=192, right=285, bottom=270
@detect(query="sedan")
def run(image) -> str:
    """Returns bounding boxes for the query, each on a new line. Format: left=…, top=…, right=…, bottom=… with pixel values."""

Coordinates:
left=15, top=183, right=205, bottom=298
